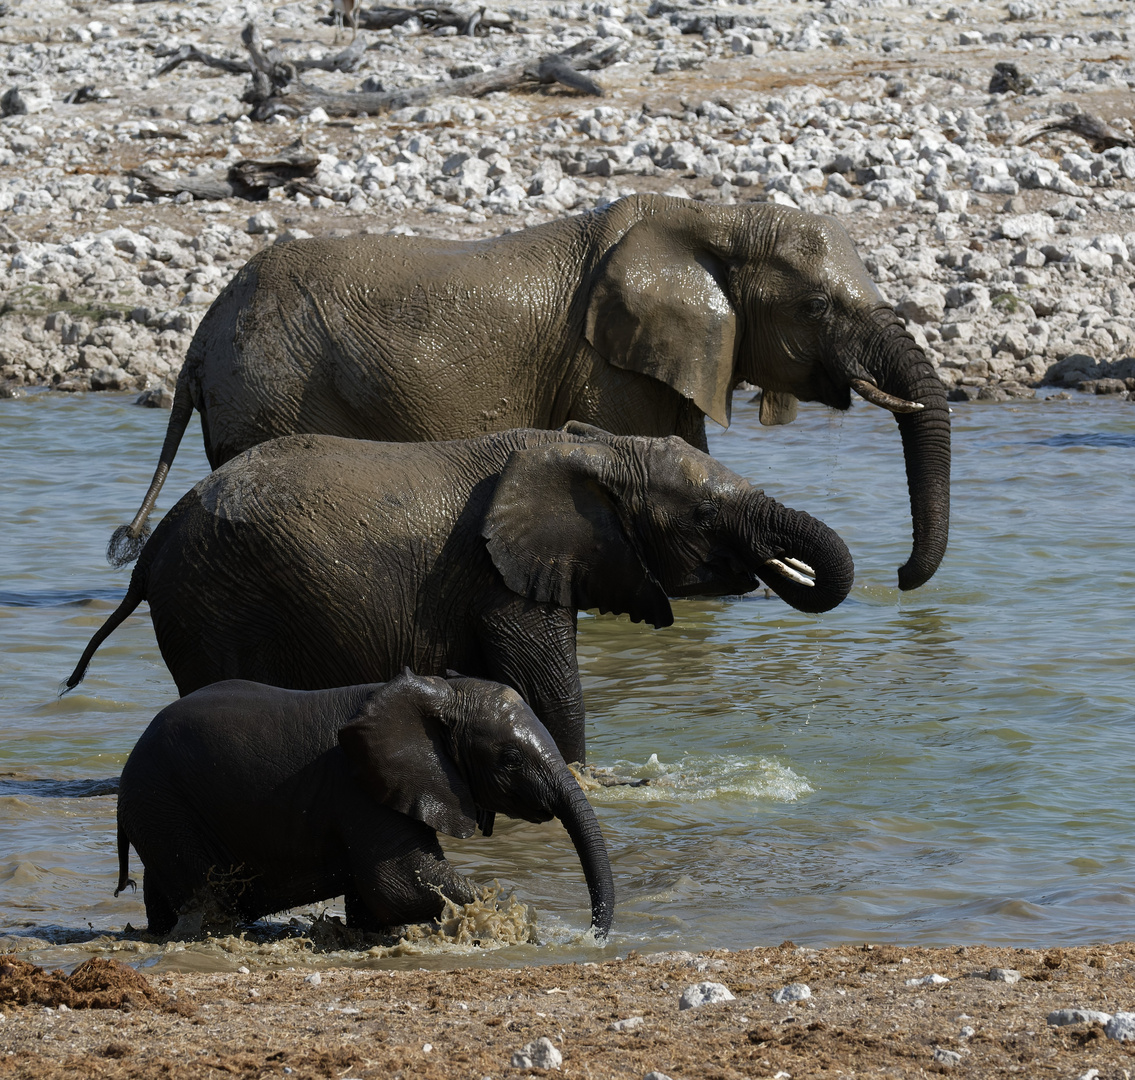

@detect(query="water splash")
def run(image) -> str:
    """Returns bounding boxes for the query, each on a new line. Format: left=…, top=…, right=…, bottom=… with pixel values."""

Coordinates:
left=581, top=753, right=813, bottom=804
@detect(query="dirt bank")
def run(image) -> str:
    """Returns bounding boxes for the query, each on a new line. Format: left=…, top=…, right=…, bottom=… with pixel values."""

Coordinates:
left=2, top=942, right=1134, bottom=1078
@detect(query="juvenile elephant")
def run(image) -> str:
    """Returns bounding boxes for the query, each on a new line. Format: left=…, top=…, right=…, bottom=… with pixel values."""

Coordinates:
left=71, top=426, right=854, bottom=765
left=112, top=195, right=949, bottom=591
left=115, top=673, right=614, bottom=938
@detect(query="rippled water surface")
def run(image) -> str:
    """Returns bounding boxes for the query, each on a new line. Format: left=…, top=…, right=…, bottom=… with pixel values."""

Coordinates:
left=1, top=389, right=1133, bottom=971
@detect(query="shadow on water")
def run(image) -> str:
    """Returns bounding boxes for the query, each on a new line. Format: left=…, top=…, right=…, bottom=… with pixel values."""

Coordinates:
left=0, top=776, right=119, bottom=798
left=0, top=588, right=127, bottom=608
left=1029, top=433, right=1135, bottom=448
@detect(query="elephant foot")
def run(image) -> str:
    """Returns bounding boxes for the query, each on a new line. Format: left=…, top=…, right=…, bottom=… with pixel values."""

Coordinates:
left=571, top=763, right=650, bottom=789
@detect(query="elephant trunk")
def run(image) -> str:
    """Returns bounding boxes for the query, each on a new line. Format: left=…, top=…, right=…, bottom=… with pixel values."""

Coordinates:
left=851, top=309, right=951, bottom=591
left=737, top=494, right=855, bottom=614
left=552, top=767, right=615, bottom=939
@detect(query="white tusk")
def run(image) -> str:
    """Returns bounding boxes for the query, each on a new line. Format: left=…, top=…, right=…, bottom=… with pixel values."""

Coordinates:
left=850, top=378, right=925, bottom=414
left=783, top=557, right=814, bottom=576
left=765, top=558, right=815, bottom=587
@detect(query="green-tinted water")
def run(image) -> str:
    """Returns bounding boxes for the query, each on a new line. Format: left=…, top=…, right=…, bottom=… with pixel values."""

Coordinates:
left=1, top=389, right=1132, bottom=971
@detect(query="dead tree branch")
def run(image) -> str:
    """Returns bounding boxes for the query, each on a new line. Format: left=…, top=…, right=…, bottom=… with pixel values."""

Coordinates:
left=148, top=22, right=618, bottom=122
left=246, top=34, right=619, bottom=119
left=129, top=138, right=322, bottom=202
left=1010, top=109, right=1132, bottom=152
left=350, top=4, right=514, bottom=35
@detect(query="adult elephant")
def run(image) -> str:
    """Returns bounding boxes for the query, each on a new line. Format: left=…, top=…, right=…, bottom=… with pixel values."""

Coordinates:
left=116, top=673, right=613, bottom=938
left=72, top=425, right=854, bottom=765
left=111, top=195, right=949, bottom=591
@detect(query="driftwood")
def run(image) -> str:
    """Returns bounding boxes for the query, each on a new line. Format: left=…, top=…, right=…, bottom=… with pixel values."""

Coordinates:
left=246, top=30, right=618, bottom=120
left=1011, top=109, right=1132, bottom=152
left=149, top=22, right=618, bottom=122
left=153, top=35, right=365, bottom=79
left=129, top=138, right=322, bottom=202
left=350, top=4, right=514, bottom=35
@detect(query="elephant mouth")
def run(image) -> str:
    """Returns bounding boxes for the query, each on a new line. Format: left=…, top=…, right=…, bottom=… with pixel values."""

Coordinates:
left=667, top=553, right=758, bottom=598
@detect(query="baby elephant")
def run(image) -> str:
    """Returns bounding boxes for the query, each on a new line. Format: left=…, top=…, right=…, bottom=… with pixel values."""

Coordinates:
left=116, top=672, right=614, bottom=939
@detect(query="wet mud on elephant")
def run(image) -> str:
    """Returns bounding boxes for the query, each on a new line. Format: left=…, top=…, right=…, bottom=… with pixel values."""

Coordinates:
left=111, top=195, right=949, bottom=591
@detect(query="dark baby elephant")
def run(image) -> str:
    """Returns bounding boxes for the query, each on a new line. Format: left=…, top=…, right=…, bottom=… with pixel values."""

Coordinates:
left=71, top=425, right=855, bottom=765
left=116, top=673, right=614, bottom=938
left=112, top=194, right=949, bottom=591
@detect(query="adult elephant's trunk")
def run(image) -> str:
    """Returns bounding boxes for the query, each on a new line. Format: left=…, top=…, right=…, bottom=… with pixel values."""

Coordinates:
left=848, top=309, right=951, bottom=591
left=737, top=494, right=855, bottom=614
left=552, top=768, right=614, bottom=939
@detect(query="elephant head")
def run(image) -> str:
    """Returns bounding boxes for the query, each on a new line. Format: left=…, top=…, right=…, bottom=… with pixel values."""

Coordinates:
left=585, top=197, right=950, bottom=591
left=482, top=428, right=855, bottom=626
left=337, top=670, right=614, bottom=938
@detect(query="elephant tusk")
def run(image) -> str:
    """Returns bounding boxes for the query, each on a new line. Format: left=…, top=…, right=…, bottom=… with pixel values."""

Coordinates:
left=783, top=556, right=814, bottom=576
left=764, top=558, right=815, bottom=587
left=850, top=378, right=925, bottom=414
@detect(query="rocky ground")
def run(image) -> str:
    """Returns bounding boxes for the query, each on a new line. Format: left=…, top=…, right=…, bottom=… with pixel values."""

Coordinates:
left=1, top=0, right=1135, bottom=404
left=2, top=942, right=1135, bottom=1078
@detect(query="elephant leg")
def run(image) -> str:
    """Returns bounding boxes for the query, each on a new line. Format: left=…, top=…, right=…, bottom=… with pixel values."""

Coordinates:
left=477, top=601, right=586, bottom=765
left=142, top=873, right=178, bottom=937
left=343, top=812, right=477, bottom=929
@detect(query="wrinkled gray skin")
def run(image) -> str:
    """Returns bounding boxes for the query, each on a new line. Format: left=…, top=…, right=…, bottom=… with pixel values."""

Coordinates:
left=74, top=426, right=854, bottom=765
left=113, top=195, right=949, bottom=591
left=116, top=673, right=614, bottom=939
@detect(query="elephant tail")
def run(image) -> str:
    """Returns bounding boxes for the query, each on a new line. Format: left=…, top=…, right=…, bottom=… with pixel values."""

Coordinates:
left=106, top=366, right=195, bottom=568
left=62, top=565, right=146, bottom=694
left=114, top=819, right=137, bottom=897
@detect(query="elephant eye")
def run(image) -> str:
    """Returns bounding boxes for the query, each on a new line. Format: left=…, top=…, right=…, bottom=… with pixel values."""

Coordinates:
left=500, top=746, right=524, bottom=770
left=693, top=501, right=718, bottom=527
left=801, top=295, right=830, bottom=320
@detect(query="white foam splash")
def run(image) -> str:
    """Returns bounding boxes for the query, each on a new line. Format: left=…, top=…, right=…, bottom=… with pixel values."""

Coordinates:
left=585, top=752, right=813, bottom=804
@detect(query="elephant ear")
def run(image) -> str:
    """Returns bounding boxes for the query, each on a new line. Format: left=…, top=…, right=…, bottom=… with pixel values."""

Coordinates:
left=584, top=223, right=737, bottom=429
left=759, top=389, right=799, bottom=427
left=338, top=679, right=477, bottom=839
left=483, top=442, right=673, bottom=628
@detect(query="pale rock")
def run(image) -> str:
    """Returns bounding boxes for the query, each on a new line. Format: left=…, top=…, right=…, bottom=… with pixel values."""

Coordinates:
left=680, top=982, right=735, bottom=1010
left=986, top=968, right=1021, bottom=984
left=246, top=212, right=277, bottom=235
left=964, top=253, right=1003, bottom=281
left=526, top=160, right=564, bottom=197
left=1092, top=234, right=1129, bottom=264
left=772, top=983, right=811, bottom=1004
left=863, top=178, right=917, bottom=208
left=610, top=1016, right=644, bottom=1032
left=1046, top=1007, right=1112, bottom=1027
left=905, top=973, right=949, bottom=986
left=511, top=1037, right=562, bottom=1070
left=304, top=972, right=322, bottom=986
left=1105, top=1013, right=1135, bottom=1041
left=90, top=365, right=132, bottom=391
left=933, top=1047, right=962, bottom=1067
left=999, top=213, right=1054, bottom=242
left=895, top=286, right=946, bottom=325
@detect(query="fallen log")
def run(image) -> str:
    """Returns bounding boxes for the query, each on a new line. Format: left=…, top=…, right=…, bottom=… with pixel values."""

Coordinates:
left=246, top=35, right=620, bottom=120
left=350, top=3, right=513, bottom=35
left=130, top=138, right=322, bottom=202
left=1010, top=109, right=1132, bottom=152
left=149, top=22, right=619, bottom=122
left=153, top=35, right=364, bottom=79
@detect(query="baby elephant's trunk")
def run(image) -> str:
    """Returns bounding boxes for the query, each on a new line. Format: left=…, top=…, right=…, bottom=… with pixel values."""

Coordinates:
left=552, top=770, right=615, bottom=939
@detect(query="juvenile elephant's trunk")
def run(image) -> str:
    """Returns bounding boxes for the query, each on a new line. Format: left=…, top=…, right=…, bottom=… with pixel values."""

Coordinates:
left=852, top=310, right=951, bottom=591
left=552, top=769, right=614, bottom=939
left=739, top=496, right=855, bottom=614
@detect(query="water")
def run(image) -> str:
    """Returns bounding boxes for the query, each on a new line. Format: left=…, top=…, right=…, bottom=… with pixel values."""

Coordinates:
left=1, top=388, right=1133, bottom=971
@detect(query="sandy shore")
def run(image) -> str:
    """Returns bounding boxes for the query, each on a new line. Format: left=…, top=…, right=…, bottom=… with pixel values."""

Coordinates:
left=2, top=942, right=1134, bottom=1077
